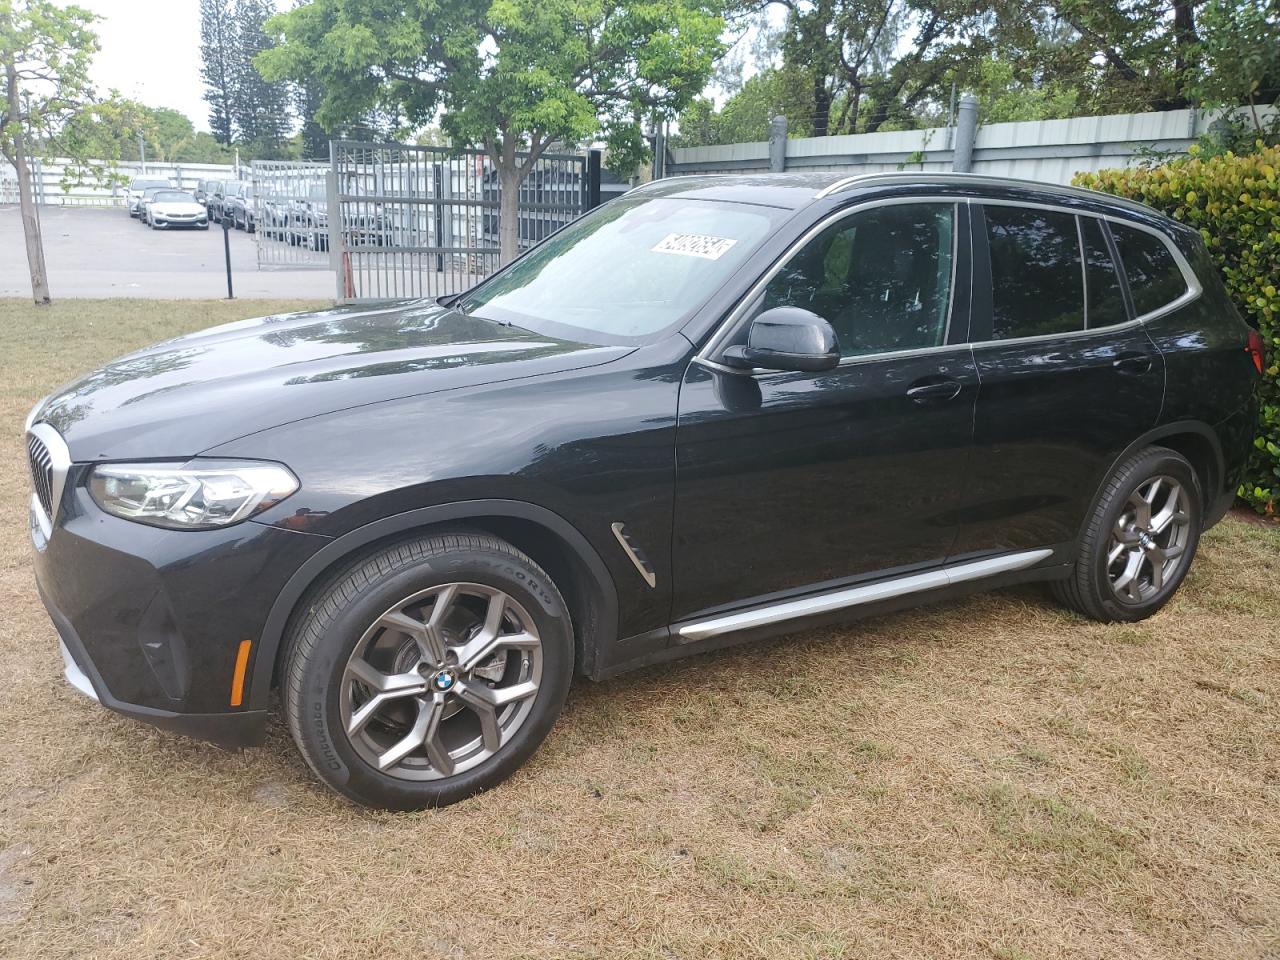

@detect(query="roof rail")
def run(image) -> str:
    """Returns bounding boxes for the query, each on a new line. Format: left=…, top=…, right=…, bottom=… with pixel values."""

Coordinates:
left=813, top=174, right=870, bottom=199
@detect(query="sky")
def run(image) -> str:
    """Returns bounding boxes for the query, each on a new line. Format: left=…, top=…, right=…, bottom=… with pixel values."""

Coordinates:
left=76, top=0, right=287, bottom=134
left=72, top=0, right=774, bottom=134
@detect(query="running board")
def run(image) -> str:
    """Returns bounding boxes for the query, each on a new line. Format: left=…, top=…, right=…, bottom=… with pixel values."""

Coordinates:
left=676, top=549, right=1055, bottom=643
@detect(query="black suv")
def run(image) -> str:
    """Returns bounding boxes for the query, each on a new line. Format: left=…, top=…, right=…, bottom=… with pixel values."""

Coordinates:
left=26, top=173, right=1263, bottom=809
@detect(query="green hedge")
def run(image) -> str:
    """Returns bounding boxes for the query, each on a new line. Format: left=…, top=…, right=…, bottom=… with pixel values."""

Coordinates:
left=1075, top=145, right=1280, bottom=514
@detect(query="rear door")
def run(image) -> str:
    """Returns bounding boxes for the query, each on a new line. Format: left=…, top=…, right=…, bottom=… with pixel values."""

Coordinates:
left=951, top=202, right=1165, bottom=559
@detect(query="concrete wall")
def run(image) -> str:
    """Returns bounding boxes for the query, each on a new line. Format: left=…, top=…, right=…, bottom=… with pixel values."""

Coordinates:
left=667, top=107, right=1276, bottom=185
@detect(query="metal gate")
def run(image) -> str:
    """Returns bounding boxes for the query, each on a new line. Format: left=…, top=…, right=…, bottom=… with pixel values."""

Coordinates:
left=329, top=141, right=597, bottom=302
left=251, top=160, right=331, bottom=269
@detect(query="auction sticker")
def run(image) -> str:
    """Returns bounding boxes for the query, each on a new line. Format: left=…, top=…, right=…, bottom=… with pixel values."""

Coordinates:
left=652, top=233, right=738, bottom=260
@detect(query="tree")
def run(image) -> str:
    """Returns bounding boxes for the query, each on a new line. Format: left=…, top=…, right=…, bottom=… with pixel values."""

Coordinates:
left=295, top=77, right=328, bottom=157
left=232, top=0, right=291, bottom=156
left=200, top=0, right=235, bottom=144
left=259, top=0, right=726, bottom=264
left=1, top=0, right=99, bottom=305
left=1192, top=0, right=1280, bottom=139
left=674, top=66, right=813, bottom=145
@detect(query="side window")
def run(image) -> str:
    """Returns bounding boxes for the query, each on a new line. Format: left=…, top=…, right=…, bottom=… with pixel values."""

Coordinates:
left=983, top=206, right=1084, bottom=339
left=761, top=202, right=955, bottom=358
left=1110, top=222, right=1188, bottom=317
left=1081, top=217, right=1128, bottom=328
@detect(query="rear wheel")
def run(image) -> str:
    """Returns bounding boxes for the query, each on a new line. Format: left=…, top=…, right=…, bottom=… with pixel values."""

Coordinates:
left=1052, top=446, right=1201, bottom=622
left=282, top=533, right=574, bottom=810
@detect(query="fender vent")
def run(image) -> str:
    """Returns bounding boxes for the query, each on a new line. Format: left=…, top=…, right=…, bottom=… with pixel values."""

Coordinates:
left=611, top=522, right=657, bottom=589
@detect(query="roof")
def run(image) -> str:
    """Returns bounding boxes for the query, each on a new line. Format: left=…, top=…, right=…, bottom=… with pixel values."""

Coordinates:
left=630, top=171, right=1163, bottom=220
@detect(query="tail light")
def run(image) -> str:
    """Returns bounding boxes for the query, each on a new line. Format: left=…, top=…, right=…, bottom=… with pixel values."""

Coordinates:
left=1246, top=329, right=1266, bottom=375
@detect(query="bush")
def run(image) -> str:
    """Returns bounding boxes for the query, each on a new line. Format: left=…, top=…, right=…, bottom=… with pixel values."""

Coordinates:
left=1075, top=145, right=1280, bottom=514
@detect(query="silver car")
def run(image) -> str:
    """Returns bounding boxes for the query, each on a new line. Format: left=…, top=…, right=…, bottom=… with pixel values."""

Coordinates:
left=125, top=177, right=173, bottom=218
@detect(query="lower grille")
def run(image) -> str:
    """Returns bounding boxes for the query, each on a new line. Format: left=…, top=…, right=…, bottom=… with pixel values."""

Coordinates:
left=28, top=433, right=54, bottom=516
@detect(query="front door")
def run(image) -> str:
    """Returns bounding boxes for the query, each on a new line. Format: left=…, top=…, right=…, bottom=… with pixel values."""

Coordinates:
left=672, top=199, right=977, bottom=622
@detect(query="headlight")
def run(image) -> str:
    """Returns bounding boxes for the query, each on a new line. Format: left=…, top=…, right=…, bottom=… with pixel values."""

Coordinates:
left=88, top=460, right=298, bottom=529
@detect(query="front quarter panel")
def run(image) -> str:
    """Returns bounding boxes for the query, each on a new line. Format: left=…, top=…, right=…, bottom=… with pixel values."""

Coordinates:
left=204, top=337, right=690, bottom=646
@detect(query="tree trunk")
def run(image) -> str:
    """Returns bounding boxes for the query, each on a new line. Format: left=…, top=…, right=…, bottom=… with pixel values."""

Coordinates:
left=497, top=162, right=522, bottom=267
left=6, top=62, right=51, bottom=305
left=812, top=77, right=831, bottom=137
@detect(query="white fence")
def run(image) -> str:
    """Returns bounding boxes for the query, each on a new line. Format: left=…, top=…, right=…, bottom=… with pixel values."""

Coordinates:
left=667, top=107, right=1276, bottom=184
left=0, top=158, right=244, bottom=207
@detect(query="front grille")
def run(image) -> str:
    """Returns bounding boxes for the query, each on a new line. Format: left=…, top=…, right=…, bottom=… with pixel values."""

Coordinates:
left=28, top=433, right=54, bottom=517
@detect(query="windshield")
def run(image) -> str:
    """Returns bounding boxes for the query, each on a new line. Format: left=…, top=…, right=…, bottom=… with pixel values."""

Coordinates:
left=131, top=179, right=169, bottom=191
left=458, top=195, right=783, bottom=343
left=154, top=191, right=193, bottom=203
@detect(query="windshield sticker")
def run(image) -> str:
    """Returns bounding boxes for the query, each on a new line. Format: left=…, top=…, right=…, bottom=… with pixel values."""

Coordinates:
left=651, top=233, right=738, bottom=260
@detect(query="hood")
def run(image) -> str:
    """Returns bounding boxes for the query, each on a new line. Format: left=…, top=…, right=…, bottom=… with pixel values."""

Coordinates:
left=34, top=301, right=631, bottom=460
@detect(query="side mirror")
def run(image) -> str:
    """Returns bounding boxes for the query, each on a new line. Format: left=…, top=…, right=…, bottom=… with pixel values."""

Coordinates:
left=722, top=306, right=841, bottom=373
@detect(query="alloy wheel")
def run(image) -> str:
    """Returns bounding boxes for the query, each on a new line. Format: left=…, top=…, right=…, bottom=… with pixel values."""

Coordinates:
left=339, top=583, right=543, bottom=780
left=1106, top=474, right=1192, bottom=604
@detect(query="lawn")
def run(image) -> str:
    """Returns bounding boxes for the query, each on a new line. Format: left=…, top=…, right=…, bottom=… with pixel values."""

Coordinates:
left=0, top=298, right=1277, bottom=960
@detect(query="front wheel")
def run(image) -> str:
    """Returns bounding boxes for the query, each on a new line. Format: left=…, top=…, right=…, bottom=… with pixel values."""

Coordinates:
left=282, top=533, right=574, bottom=810
left=1052, top=446, right=1201, bottom=622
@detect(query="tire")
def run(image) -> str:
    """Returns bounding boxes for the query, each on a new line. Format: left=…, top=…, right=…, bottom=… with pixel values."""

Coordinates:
left=282, top=532, right=574, bottom=810
left=1052, top=446, right=1202, bottom=622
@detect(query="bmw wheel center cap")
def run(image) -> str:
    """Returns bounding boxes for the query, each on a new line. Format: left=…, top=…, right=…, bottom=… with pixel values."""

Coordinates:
left=433, top=669, right=457, bottom=692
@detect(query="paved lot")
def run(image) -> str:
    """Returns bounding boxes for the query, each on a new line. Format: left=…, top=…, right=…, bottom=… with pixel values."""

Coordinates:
left=0, top=205, right=335, bottom=300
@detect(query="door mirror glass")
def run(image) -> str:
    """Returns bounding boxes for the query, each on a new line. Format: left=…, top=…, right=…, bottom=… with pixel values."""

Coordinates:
left=722, top=306, right=840, bottom=373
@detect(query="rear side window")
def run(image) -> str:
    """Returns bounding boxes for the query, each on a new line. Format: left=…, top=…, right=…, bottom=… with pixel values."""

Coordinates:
left=1110, top=222, right=1188, bottom=317
left=984, top=206, right=1084, bottom=339
left=1081, top=218, right=1128, bottom=328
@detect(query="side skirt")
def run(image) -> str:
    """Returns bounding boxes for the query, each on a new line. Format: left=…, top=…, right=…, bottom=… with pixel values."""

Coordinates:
left=590, top=551, right=1069, bottom=681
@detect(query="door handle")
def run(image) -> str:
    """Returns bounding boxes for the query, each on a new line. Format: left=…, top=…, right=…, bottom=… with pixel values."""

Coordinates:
left=1112, top=352, right=1153, bottom=374
left=905, top=378, right=963, bottom=402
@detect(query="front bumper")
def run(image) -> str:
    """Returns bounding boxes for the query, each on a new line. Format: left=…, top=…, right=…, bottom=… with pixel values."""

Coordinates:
left=152, top=215, right=208, bottom=228
left=31, top=479, right=327, bottom=748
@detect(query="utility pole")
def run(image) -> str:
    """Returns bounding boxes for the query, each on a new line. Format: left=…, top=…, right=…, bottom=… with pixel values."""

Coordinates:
left=4, top=56, right=51, bottom=305
left=138, top=132, right=146, bottom=172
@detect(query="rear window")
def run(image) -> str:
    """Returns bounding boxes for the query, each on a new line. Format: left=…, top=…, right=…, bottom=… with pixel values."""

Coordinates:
left=984, top=206, right=1085, bottom=340
left=1110, top=222, right=1188, bottom=317
left=1081, top=218, right=1128, bottom=329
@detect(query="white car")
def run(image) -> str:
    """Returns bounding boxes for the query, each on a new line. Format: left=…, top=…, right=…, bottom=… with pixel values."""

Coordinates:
left=125, top=177, right=173, bottom=217
left=145, top=190, right=209, bottom=230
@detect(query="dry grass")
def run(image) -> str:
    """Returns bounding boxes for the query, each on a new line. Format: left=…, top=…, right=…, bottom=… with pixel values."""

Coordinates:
left=0, top=298, right=1278, bottom=960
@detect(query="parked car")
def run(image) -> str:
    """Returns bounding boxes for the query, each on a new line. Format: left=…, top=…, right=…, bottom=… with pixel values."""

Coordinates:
left=26, top=173, right=1263, bottom=810
left=207, top=180, right=245, bottom=225
left=144, top=189, right=209, bottom=230
left=124, top=177, right=173, bottom=217
left=225, top=181, right=257, bottom=232
left=288, top=185, right=330, bottom=250
left=289, top=185, right=386, bottom=251
left=135, top=186, right=173, bottom=225
left=194, top=179, right=220, bottom=208
left=258, top=192, right=294, bottom=241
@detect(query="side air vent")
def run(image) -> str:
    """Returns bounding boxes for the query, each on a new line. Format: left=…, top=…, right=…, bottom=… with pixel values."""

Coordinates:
left=611, top=522, right=657, bottom=589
